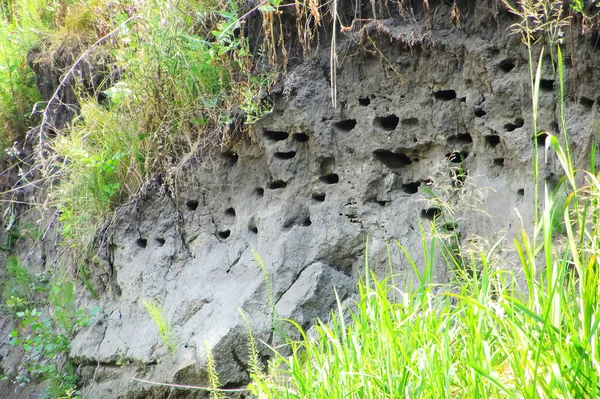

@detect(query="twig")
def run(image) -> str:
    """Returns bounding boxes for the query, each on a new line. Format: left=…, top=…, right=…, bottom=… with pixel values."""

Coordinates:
left=132, top=377, right=249, bottom=392
left=217, top=0, right=268, bottom=41
left=331, top=0, right=337, bottom=107
left=34, top=16, right=139, bottom=155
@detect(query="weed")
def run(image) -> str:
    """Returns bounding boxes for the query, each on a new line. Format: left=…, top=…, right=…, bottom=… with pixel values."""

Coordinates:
left=2, top=256, right=98, bottom=397
left=143, top=300, right=176, bottom=354
left=205, top=342, right=224, bottom=399
left=420, top=161, right=489, bottom=274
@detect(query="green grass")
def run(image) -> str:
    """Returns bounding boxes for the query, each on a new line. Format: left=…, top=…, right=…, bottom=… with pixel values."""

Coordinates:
left=143, top=300, right=176, bottom=354
left=0, top=0, right=48, bottom=156
left=249, top=191, right=600, bottom=398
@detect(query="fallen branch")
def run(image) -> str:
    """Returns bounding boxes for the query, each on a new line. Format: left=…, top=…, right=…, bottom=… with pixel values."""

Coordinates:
left=132, top=377, right=249, bottom=392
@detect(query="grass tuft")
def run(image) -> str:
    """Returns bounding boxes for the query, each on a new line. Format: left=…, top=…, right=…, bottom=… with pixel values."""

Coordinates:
left=143, top=300, right=176, bottom=354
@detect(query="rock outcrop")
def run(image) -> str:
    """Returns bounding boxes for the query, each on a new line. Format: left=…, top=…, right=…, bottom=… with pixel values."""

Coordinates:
left=3, top=1, right=600, bottom=397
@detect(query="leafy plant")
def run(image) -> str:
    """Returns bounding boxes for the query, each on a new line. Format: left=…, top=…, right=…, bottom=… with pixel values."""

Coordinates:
left=8, top=295, right=97, bottom=397
left=2, top=256, right=98, bottom=397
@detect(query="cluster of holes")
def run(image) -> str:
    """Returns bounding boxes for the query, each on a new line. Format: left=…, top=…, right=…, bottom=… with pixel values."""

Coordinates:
left=447, top=133, right=473, bottom=145
left=434, top=90, right=457, bottom=101
left=374, top=115, right=400, bottom=131
left=485, top=135, right=501, bottom=147
left=274, top=151, right=296, bottom=160
left=446, top=151, right=468, bottom=163
left=499, top=59, right=515, bottom=73
left=334, top=119, right=357, bottom=132
left=505, top=118, right=525, bottom=132
left=320, top=174, right=339, bottom=184
left=373, top=150, right=413, bottom=168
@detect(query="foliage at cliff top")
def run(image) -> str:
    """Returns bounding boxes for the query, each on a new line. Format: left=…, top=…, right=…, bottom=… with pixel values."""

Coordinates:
left=1, top=0, right=311, bottom=251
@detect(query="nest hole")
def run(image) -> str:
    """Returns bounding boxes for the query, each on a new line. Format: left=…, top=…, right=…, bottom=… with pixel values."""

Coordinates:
left=293, top=133, right=310, bottom=142
left=268, top=180, right=287, bottom=189
left=485, top=135, right=501, bottom=147
left=540, top=79, right=555, bottom=92
left=373, top=150, right=412, bottom=168
left=402, top=182, right=421, bottom=194
left=186, top=200, right=199, bottom=211
left=274, top=151, right=297, bottom=160
left=535, top=132, right=549, bottom=147
left=264, top=130, right=289, bottom=141
left=221, top=151, right=238, bottom=165
left=504, top=118, right=524, bottom=132
left=421, top=208, right=442, bottom=220
left=446, top=151, right=468, bottom=163
left=374, top=115, right=400, bottom=131
left=312, top=193, right=326, bottom=202
left=434, top=89, right=457, bottom=101
left=320, top=174, right=339, bottom=184
left=447, top=133, right=473, bottom=145
left=499, top=59, right=515, bottom=72
left=581, top=96, right=595, bottom=108
left=333, top=119, right=357, bottom=132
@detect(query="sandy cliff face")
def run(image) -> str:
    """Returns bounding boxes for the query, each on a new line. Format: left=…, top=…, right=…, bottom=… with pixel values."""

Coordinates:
left=2, top=1, right=600, bottom=397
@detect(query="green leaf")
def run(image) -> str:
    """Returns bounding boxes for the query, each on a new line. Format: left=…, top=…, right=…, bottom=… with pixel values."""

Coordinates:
left=259, top=5, right=276, bottom=12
